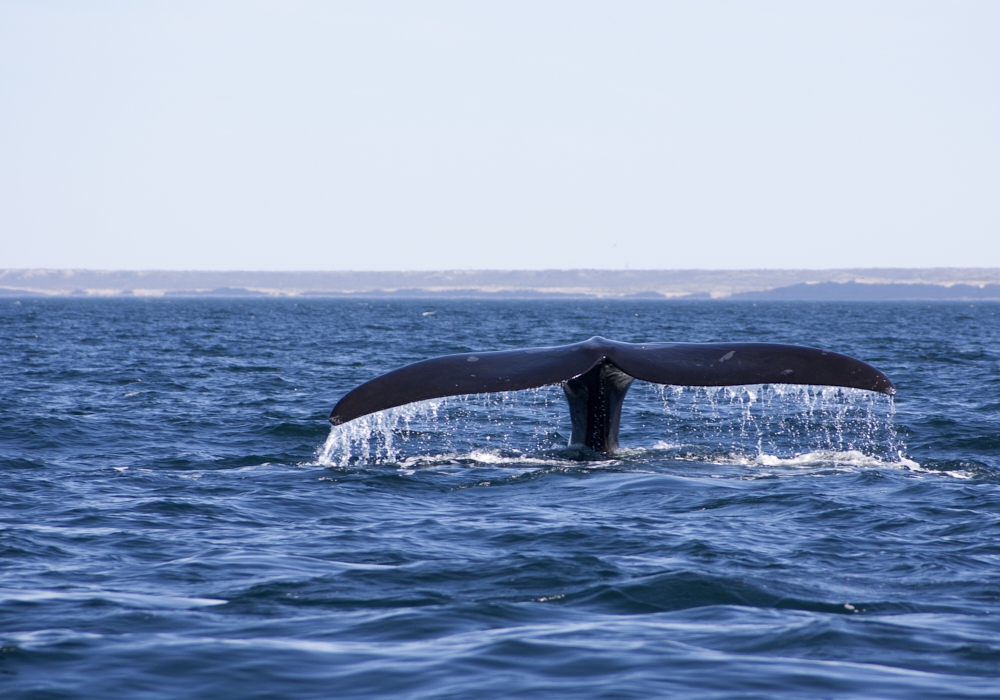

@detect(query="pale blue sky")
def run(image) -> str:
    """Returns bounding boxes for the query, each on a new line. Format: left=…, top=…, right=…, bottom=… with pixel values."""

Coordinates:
left=1, top=1, right=997, bottom=271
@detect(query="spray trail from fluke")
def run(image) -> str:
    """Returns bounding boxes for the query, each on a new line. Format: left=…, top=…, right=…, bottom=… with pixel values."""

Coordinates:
left=329, top=337, right=894, bottom=455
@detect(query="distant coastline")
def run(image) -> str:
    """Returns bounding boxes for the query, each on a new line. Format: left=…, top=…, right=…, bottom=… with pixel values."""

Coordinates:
left=3, top=268, right=1000, bottom=301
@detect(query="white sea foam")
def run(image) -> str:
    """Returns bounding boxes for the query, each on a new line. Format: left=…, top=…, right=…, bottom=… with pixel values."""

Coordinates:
left=712, top=448, right=918, bottom=471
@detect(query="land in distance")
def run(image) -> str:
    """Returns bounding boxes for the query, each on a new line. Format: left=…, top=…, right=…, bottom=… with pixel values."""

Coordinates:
left=3, top=268, right=1000, bottom=301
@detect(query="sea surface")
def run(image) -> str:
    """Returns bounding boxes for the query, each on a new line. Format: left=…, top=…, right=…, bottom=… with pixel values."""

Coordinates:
left=2, top=298, right=999, bottom=699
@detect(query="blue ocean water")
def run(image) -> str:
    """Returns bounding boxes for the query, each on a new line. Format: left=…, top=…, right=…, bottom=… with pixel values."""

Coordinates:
left=2, top=298, right=999, bottom=699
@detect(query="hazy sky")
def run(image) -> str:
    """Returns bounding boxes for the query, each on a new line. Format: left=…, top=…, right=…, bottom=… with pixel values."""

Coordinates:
left=1, top=1, right=998, bottom=271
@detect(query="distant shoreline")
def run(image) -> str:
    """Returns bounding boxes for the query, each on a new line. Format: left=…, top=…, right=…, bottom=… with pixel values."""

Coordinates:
left=3, top=268, right=1000, bottom=301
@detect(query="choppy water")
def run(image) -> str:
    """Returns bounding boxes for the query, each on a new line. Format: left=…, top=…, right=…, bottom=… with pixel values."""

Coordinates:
left=2, top=298, right=999, bottom=698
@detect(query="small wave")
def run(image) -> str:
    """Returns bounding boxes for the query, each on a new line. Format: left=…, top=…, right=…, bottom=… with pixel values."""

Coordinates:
left=6, top=629, right=104, bottom=648
left=0, top=588, right=226, bottom=609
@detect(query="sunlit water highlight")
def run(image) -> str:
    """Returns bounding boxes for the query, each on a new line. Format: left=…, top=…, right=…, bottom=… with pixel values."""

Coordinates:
left=2, top=298, right=999, bottom=698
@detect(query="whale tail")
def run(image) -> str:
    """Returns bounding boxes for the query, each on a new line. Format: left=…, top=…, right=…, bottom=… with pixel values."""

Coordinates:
left=330, top=337, right=894, bottom=454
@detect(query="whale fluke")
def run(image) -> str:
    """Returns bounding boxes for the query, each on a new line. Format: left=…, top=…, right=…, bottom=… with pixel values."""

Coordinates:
left=330, top=337, right=894, bottom=453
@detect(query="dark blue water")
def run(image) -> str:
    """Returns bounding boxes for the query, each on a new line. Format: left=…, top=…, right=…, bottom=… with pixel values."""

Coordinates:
left=2, top=298, right=999, bottom=699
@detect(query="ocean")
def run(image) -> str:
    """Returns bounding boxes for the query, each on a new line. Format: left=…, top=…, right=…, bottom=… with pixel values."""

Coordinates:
left=2, top=298, right=999, bottom=698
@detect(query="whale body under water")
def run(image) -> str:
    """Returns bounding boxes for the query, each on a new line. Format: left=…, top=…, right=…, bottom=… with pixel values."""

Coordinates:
left=330, top=336, right=894, bottom=454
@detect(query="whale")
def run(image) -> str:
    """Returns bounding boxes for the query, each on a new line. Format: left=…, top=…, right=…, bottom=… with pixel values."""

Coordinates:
left=329, top=337, right=894, bottom=454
